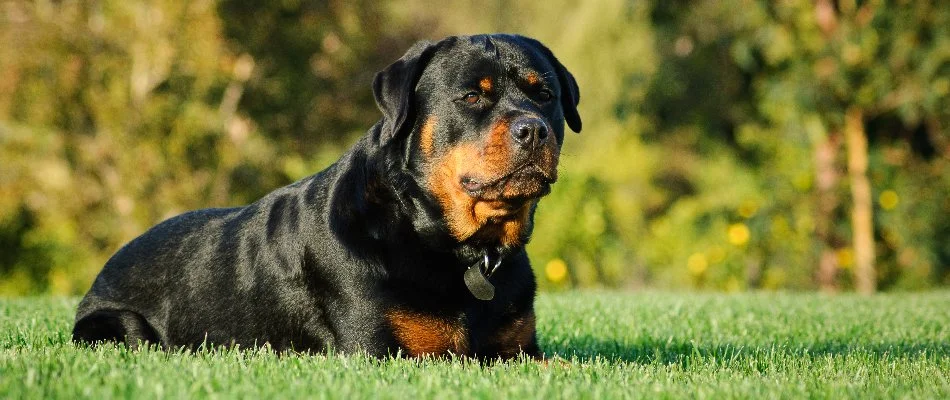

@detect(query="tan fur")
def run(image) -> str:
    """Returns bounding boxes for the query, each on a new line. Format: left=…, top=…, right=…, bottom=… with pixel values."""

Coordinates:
left=428, top=143, right=486, bottom=240
left=469, top=201, right=534, bottom=247
left=525, top=72, right=540, bottom=86
left=479, top=76, right=494, bottom=93
left=420, top=116, right=436, bottom=157
left=387, top=309, right=469, bottom=357
left=427, top=119, right=535, bottom=245
left=487, top=312, right=537, bottom=358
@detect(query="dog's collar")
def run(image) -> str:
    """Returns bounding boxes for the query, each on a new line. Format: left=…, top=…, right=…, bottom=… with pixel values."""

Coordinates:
left=463, top=250, right=503, bottom=301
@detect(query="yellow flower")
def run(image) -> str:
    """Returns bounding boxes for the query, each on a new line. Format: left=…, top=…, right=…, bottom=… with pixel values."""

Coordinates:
left=687, top=253, right=708, bottom=276
left=545, top=259, right=568, bottom=283
left=879, top=190, right=899, bottom=210
left=728, top=223, right=751, bottom=246
left=738, top=201, right=758, bottom=219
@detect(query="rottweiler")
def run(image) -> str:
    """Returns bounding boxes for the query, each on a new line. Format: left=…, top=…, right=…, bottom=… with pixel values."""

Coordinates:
left=73, top=34, right=581, bottom=359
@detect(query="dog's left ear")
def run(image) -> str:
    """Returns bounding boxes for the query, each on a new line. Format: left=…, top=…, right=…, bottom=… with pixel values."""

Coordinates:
left=515, top=36, right=582, bottom=133
left=373, top=40, right=444, bottom=146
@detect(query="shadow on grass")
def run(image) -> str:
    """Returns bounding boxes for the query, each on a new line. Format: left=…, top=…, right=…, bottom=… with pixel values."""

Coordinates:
left=542, top=336, right=950, bottom=364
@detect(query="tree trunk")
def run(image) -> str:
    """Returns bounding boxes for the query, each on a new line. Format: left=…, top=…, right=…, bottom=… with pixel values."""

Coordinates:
left=814, top=131, right=841, bottom=291
left=845, top=107, right=876, bottom=294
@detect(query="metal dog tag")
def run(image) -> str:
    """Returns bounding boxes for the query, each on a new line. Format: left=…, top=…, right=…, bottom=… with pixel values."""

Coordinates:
left=464, top=266, right=495, bottom=301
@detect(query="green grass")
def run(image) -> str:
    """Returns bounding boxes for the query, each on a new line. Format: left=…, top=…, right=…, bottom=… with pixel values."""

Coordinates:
left=2, top=292, right=949, bottom=399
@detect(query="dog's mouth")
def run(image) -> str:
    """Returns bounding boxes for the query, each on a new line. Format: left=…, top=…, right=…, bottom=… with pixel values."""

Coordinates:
left=459, top=163, right=555, bottom=205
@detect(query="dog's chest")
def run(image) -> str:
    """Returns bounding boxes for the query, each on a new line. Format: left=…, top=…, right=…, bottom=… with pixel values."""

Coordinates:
left=385, top=308, right=469, bottom=357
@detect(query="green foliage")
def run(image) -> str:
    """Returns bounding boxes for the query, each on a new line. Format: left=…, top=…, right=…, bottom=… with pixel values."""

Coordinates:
left=1, top=0, right=948, bottom=294
left=2, top=292, right=950, bottom=398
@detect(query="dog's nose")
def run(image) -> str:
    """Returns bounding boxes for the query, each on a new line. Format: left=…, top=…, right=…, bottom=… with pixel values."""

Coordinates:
left=510, top=118, right=548, bottom=148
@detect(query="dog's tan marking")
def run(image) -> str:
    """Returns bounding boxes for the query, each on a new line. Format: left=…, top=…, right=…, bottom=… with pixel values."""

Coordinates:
left=486, top=311, right=537, bottom=359
left=420, top=116, right=437, bottom=157
left=483, top=118, right=513, bottom=172
left=525, top=72, right=541, bottom=86
left=426, top=117, right=544, bottom=245
left=469, top=201, right=534, bottom=247
left=429, top=143, right=485, bottom=240
left=387, top=309, right=469, bottom=357
left=479, top=76, right=494, bottom=93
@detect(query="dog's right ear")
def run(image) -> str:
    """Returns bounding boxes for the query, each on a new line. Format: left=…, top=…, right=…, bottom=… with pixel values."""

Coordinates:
left=373, top=40, right=443, bottom=147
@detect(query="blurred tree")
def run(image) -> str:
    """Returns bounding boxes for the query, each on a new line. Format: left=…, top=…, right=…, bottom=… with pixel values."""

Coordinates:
left=2, top=0, right=232, bottom=294
left=646, top=0, right=950, bottom=292
left=2, top=0, right=261, bottom=294
left=789, top=0, right=950, bottom=293
left=216, top=0, right=409, bottom=154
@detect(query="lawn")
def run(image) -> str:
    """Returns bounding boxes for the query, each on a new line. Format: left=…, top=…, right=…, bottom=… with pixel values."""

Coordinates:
left=2, top=291, right=949, bottom=399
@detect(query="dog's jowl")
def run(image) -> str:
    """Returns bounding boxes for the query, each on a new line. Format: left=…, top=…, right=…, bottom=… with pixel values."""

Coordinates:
left=73, top=34, right=581, bottom=359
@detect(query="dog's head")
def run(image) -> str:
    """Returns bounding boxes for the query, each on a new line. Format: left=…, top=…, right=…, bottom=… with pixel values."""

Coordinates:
left=373, top=34, right=581, bottom=247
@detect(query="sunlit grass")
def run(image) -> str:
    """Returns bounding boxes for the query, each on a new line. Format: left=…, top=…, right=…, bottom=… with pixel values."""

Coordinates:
left=2, top=292, right=949, bottom=399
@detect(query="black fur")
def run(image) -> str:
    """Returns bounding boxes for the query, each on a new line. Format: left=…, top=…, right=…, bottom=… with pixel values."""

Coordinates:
left=73, top=34, right=581, bottom=358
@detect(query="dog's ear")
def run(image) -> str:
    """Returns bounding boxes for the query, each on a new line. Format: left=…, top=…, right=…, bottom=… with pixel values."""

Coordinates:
left=515, top=36, right=582, bottom=133
left=373, top=40, right=443, bottom=146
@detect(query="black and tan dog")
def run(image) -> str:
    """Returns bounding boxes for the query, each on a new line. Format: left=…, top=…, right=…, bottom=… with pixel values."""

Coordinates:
left=73, top=34, right=581, bottom=359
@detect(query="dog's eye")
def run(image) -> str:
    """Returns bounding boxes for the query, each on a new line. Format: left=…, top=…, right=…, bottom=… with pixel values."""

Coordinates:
left=538, top=89, right=554, bottom=102
left=462, top=92, right=480, bottom=104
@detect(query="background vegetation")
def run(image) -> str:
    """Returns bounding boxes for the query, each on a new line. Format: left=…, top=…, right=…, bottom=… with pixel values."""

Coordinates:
left=1, top=0, right=948, bottom=295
